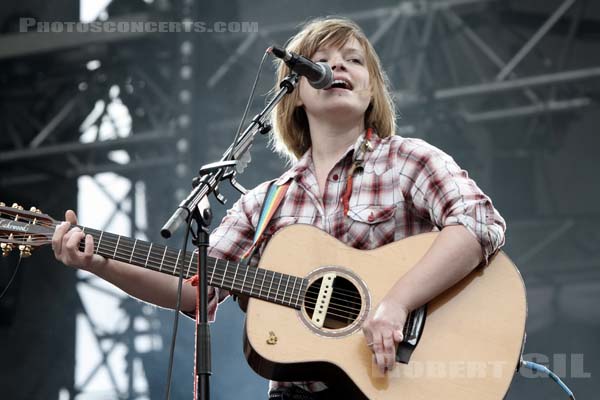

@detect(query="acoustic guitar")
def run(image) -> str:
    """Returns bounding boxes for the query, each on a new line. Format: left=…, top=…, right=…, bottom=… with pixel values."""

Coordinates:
left=0, top=203, right=527, bottom=399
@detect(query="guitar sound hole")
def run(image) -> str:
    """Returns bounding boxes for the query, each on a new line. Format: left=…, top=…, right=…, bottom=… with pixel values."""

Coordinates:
left=304, top=276, right=362, bottom=330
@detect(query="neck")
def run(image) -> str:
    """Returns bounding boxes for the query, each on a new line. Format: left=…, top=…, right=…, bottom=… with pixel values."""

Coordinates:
left=307, top=115, right=365, bottom=165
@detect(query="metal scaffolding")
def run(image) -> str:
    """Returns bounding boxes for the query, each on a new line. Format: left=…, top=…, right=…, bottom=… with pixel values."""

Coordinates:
left=0, top=0, right=598, bottom=398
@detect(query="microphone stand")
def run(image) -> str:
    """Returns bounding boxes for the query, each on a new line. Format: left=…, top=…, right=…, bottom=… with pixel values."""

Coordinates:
left=160, top=73, right=299, bottom=400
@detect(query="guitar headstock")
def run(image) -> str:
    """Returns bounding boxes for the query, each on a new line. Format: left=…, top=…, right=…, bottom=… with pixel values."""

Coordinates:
left=0, top=202, right=57, bottom=258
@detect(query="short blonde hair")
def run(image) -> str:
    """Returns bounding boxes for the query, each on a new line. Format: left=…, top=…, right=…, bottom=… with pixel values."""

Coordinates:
left=271, top=17, right=397, bottom=162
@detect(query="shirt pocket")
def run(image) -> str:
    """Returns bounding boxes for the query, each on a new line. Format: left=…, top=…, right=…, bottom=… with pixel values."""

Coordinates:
left=345, top=204, right=397, bottom=249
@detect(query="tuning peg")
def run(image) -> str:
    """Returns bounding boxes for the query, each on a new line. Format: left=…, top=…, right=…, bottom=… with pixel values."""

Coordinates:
left=29, top=206, right=42, bottom=214
left=1, top=242, right=13, bottom=257
left=19, top=244, right=32, bottom=258
left=0, top=202, right=5, bottom=207
left=11, top=203, right=24, bottom=211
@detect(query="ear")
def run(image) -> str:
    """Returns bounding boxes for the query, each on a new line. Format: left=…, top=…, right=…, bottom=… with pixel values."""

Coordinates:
left=295, top=81, right=305, bottom=107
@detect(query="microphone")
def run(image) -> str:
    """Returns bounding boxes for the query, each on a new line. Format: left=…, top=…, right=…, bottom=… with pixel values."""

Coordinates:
left=269, top=45, right=333, bottom=89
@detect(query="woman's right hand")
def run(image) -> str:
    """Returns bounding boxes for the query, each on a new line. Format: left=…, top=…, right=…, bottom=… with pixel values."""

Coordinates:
left=52, top=210, right=107, bottom=272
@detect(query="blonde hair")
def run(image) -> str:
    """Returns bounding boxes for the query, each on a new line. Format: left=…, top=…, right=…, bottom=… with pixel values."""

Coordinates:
left=270, top=17, right=397, bottom=162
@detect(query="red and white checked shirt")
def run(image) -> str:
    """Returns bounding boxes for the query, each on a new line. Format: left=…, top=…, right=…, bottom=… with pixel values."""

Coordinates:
left=202, top=131, right=506, bottom=393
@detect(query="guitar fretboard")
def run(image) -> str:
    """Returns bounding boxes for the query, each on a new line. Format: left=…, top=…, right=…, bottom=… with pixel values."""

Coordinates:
left=77, top=226, right=306, bottom=309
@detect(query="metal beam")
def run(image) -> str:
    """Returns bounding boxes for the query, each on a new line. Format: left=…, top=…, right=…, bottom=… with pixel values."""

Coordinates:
left=0, top=131, right=175, bottom=164
left=435, top=66, right=600, bottom=99
left=0, top=13, right=151, bottom=61
left=206, top=33, right=259, bottom=88
left=0, top=156, right=178, bottom=186
left=550, top=0, right=588, bottom=99
left=517, top=219, right=576, bottom=265
left=369, top=2, right=405, bottom=46
left=29, top=97, right=79, bottom=148
left=410, top=7, right=436, bottom=92
left=205, top=0, right=493, bottom=87
left=261, top=0, right=494, bottom=35
left=496, top=0, right=577, bottom=81
left=462, top=97, right=591, bottom=123
left=444, top=10, right=542, bottom=104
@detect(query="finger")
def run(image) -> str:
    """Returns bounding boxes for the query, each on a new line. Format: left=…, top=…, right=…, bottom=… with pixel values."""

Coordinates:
left=382, top=335, right=396, bottom=371
left=362, top=324, right=375, bottom=349
left=52, top=221, right=70, bottom=257
left=65, top=210, right=78, bottom=225
left=393, top=329, right=404, bottom=344
left=374, top=350, right=386, bottom=375
left=82, top=234, right=95, bottom=266
left=65, top=228, right=85, bottom=262
left=371, top=332, right=387, bottom=374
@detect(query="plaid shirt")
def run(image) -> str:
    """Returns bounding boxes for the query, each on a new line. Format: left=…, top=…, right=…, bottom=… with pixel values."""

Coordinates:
left=202, top=132, right=506, bottom=393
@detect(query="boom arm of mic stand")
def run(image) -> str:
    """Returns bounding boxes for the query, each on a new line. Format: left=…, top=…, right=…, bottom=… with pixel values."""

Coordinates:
left=160, top=73, right=298, bottom=239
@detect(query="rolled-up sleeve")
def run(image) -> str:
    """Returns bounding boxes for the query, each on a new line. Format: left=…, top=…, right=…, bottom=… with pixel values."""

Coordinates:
left=401, top=139, right=506, bottom=264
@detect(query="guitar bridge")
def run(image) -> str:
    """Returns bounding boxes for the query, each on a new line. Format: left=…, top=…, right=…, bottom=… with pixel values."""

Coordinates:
left=396, top=304, right=427, bottom=364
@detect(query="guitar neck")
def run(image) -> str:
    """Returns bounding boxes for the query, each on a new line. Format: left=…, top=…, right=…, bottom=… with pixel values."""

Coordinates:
left=78, top=225, right=305, bottom=309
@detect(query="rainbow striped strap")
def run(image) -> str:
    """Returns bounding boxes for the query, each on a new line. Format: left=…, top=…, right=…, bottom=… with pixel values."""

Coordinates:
left=241, top=181, right=290, bottom=261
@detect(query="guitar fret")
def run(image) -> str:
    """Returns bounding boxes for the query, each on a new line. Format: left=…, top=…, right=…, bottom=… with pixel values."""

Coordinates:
left=292, top=277, right=299, bottom=308
left=259, top=270, right=266, bottom=300
left=251, top=268, right=258, bottom=297
left=298, top=278, right=304, bottom=308
left=232, top=262, right=240, bottom=292
left=275, top=274, right=283, bottom=304
left=113, top=235, right=121, bottom=259
left=95, top=231, right=104, bottom=254
left=283, top=275, right=290, bottom=306
left=144, top=243, right=153, bottom=269
left=173, top=250, right=181, bottom=275
left=186, top=252, right=195, bottom=277
left=209, top=258, right=217, bottom=284
left=129, top=239, right=137, bottom=264
left=241, top=264, right=249, bottom=295
left=267, top=272, right=275, bottom=301
left=159, top=246, right=168, bottom=272
left=221, top=260, right=229, bottom=289
left=36, top=222, right=308, bottom=310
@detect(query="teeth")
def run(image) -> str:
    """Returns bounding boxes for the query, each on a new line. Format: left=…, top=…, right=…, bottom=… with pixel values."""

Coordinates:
left=330, top=79, right=351, bottom=89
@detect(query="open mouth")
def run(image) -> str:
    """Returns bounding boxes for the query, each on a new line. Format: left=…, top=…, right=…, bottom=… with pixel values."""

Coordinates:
left=326, top=79, right=353, bottom=91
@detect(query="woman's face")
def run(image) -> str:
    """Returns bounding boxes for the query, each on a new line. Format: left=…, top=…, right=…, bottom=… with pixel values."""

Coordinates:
left=297, top=37, right=372, bottom=124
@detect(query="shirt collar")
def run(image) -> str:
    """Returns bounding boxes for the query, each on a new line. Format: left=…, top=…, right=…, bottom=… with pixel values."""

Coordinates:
left=274, top=128, right=379, bottom=186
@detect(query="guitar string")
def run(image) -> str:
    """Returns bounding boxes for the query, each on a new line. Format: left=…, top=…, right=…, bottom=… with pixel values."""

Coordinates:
left=13, top=236, right=364, bottom=319
left=4, top=220, right=366, bottom=307
left=17, top=216, right=361, bottom=301
left=6, top=234, right=362, bottom=320
left=3, top=224, right=366, bottom=306
left=4, top=222, right=366, bottom=306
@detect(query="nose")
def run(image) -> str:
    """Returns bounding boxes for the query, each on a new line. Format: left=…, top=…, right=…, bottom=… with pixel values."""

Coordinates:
left=329, top=55, right=347, bottom=71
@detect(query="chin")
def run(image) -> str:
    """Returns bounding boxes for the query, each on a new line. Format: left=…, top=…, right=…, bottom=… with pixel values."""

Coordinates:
left=318, top=103, right=368, bottom=119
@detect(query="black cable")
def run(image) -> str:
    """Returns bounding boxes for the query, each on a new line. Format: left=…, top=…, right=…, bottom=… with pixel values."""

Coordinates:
left=162, top=47, right=272, bottom=399
left=227, top=48, right=271, bottom=162
left=164, top=215, right=194, bottom=400
left=0, top=255, right=22, bottom=300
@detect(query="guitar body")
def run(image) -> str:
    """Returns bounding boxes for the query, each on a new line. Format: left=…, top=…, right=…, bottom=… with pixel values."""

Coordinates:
left=244, top=224, right=527, bottom=399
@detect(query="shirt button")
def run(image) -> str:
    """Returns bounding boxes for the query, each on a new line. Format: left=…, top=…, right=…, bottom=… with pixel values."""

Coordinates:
left=368, top=212, right=375, bottom=222
left=332, top=174, right=339, bottom=181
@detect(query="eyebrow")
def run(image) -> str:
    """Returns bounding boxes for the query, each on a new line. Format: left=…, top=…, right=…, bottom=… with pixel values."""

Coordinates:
left=313, top=46, right=364, bottom=56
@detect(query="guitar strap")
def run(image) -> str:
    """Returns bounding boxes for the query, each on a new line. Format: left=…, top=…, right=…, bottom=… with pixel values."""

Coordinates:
left=241, top=180, right=290, bottom=263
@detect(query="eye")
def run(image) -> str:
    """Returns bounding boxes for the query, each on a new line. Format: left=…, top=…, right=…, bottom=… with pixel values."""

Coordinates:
left=349, top=58, right=363, bottom=64
left=316, top=58, right=328, bottom=63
